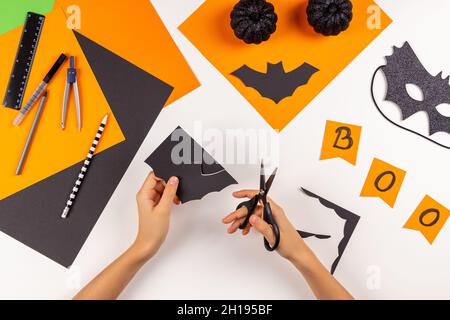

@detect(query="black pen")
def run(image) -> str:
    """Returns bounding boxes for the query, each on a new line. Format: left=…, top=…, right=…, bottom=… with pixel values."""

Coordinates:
left=13, top=54, right=67, bottom=126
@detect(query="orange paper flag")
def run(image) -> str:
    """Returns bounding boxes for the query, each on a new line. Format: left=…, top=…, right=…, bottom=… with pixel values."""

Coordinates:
left=404, top=196, right=450, bottom=244
left=360, top=158, right=406, bottom=208
left=320, top=120, right=362, bottom=165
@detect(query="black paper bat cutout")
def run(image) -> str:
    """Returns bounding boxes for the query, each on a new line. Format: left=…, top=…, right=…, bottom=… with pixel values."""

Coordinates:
left=145, top=127, right=237, bottom=203
left=231, top=61, right=319, bottom=103
left=299, top=188, right=360, bottom=275
left=382, top=41, right=450, bottom=136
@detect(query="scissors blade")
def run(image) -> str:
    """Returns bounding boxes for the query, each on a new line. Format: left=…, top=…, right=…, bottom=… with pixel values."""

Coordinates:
left=264, top=167, right=278, bottom=194
left=260, top=161, right=266, bottom=191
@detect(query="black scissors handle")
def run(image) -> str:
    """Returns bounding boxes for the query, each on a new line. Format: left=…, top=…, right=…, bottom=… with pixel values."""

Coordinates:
left=236, top=197, right=281, bottom=251
left=237, top=196, right=259, bottom=230
left=263, top=202, right=280, bottom=251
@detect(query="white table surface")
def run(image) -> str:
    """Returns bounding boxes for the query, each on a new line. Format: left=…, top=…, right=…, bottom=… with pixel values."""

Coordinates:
left=1, top=0, right=450, bottom=299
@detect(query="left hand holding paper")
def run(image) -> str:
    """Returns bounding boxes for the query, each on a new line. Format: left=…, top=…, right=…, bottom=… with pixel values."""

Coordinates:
left=133, top=172, right=180, bottom=260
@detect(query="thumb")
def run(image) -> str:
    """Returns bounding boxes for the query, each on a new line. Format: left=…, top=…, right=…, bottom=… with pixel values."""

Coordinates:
left=158, top=176, right=179, bottom=210
left=249, top=215, right=275, bottom=246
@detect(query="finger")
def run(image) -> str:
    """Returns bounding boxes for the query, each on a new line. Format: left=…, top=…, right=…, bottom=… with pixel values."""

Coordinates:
left=150, top=194, right=161, bottom=205
left=147, top=189, right=161, bottom=202
left=222, top=207, right=248, bottom=223
left=249, top=215, right=276, bottom=246
left=232, top=190, right=259, bottom=199
left=253, top=206, right=263, bottom=217
left=158, top=176, right=179, bottom=211
left=242, top=223, right=251, bottom=236
left=154, top=180, right=165, bottom=194
left=138, top=171, right=158, bottom=194
left=227, top=217, right=245, bottom=234
left=137, top=173, right=158, bottom=205
left=173, top=196, right=181, bottom=205
left=242, top=206, right=262, bottom=235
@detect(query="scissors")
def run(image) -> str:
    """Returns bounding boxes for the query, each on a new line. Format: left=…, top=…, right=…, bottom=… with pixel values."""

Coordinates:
left=62, top=56, right=81, bottom=131
left=237, top=161, right=280, bottom=251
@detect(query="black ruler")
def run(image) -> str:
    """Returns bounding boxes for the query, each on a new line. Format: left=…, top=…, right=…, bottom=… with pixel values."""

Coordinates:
left=3, top=12, right=45, bottom=110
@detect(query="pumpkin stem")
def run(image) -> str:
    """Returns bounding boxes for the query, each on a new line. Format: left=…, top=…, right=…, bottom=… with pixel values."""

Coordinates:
left=327, top=3, right=339, bottom=15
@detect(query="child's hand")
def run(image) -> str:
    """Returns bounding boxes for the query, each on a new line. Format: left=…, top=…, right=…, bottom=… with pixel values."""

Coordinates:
left=132, top=172, right=180, bottom=261
left=222, top=190, right=309, bottom=262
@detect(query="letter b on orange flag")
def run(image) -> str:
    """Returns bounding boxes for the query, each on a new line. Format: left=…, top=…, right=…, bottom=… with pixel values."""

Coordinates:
left=320, top=120, right=362, bottom=165
left=404, top=196, right=450, bottom=244
left=360, top=158, right=406, bottom=208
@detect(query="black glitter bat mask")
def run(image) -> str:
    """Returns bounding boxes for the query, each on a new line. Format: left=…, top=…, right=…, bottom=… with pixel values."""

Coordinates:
left=372, top=42, right=450, bottom=147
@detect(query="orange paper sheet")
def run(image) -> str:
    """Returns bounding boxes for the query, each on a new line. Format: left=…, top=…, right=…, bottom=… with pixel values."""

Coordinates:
left=180, top=0, right=391, bottom=130
left=57, top=0, right=200, bottom=107
left=0, top=8, right=125, bottom=201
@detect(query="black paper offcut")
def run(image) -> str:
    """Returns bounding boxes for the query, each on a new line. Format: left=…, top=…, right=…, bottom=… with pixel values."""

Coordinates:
left=300, top=188, right=360, bottom=275
left=0, top=32, right=173, bottom=267
left=145, top=127, right=237, bottom=203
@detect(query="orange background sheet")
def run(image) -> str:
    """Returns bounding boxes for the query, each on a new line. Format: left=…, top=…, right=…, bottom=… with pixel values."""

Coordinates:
left=0, top=8, right=125, bottom=201
left=180, top=0, right=391, bottom=130
left=56, top=0, right=200, bottom=107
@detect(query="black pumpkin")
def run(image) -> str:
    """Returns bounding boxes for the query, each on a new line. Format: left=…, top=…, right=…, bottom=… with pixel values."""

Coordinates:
left=307, top=0, right=353, bottom=36
left=230, top=0, right=278, bottom=44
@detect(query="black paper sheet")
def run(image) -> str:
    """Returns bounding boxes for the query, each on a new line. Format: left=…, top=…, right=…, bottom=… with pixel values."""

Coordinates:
left=145, top=127, right=237, bottom=203
left=0, top=32, right=173, bottom=267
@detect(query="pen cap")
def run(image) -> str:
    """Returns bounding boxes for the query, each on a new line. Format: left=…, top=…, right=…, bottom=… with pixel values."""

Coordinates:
left=44, top=54, right=67, bottom=83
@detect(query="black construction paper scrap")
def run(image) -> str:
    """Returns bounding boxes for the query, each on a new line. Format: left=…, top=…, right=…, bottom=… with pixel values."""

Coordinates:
left=145, top=127, right=237, bottom=203
left=300, top=188, right=360, bottom=274
left=297, top=230, right=331, bottom=240
left=0, top=32, right=173, bottom=267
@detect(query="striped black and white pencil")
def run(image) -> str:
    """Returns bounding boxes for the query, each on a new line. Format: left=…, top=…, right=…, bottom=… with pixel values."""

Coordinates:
left=61, top=114, right=109, bottom=219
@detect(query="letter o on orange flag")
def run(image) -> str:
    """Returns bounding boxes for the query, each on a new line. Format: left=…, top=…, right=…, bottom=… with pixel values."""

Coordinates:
left=404, top=195, right=450, bottom=244
left=360, top=158, right=406, bottom=208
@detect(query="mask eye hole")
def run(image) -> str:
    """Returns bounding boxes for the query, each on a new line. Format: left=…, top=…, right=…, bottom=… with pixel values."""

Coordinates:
left=405, top=83, right=424, bottom=101
left=436, top=103, right=450, bottom=118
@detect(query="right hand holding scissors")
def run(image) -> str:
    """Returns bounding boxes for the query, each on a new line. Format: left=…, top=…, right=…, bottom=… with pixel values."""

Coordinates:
left=223, top=189, right=309, bottom=262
